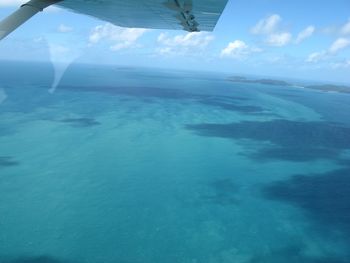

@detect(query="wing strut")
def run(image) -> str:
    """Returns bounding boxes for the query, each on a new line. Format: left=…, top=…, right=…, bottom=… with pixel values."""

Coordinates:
left=0, top=0, right=62, bottom=41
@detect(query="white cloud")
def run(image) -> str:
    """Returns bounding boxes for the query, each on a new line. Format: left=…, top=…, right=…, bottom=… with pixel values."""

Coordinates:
left=251, top=14, right=281, bottom=35
left=306, top=51, right=327, bottom=63
left=331, top=59, right=350, bottom=69
left=321, top=19, right=350, bottom=37
left=306, top=37, right=350, bottom=64
left=251, top=14, right=292, bottom=47
left=157, top=32, right=213, bottom=48
left=320, top=26, right=338, bottom=36
left=340, top=19, right=350, bottom=35
left=220, top=40, right=262, bottom=59
left=221, top=40, right=248, bottom=57
left=295, top=26, right=315, bottom=44
left=329, top=37, right=350, bottom=54
left=89, top=23, right=148, bottom=51
left=58, top=24, right=73, bottom=33
left=157, top=47, right=172, bottom=55
left=266, top=32, right=292, bottom=47
left=156, top=32, right=214, bottom=55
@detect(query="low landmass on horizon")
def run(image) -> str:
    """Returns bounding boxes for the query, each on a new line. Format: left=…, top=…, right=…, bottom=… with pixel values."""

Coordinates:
left=228, top=76, right=350, bottom=94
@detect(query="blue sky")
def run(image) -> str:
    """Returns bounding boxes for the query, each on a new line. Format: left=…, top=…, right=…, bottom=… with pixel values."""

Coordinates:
left=0, top=0, right=350, bottom=83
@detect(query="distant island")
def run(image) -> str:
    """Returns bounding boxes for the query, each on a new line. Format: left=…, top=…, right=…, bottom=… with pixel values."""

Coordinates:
left=228, top=76, right=292, bottom=86
left=305, top=84, right=350, bottom=94
left=228, top=76, right=350, bottom=94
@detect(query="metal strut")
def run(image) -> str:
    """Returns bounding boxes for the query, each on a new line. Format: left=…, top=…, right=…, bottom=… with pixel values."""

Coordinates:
left=0, top=0, right=62, bottom=41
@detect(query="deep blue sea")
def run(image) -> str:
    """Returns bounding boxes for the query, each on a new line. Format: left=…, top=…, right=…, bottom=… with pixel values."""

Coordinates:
left=1, top=61, right=350, bottom=263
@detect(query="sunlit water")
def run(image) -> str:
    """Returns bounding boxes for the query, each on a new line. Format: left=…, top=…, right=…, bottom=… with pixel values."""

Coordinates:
left=0, top=61, right=350, bottom=263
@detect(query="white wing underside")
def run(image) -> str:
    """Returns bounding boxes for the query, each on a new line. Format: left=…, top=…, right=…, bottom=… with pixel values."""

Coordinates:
left=57, top=0, right=228, bottom=32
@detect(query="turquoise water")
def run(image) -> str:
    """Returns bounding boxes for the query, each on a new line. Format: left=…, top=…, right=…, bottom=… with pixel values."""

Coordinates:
left=0, top=61, right=350, bottom=263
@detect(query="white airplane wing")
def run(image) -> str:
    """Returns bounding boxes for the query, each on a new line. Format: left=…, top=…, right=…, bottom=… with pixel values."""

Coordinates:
left=58, top=0, right=228, bottom=32
left=0, top=0, right=228, bottom=41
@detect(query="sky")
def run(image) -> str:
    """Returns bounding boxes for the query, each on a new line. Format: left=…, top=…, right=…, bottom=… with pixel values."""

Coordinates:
left=0, top=0, right=350, bottom=84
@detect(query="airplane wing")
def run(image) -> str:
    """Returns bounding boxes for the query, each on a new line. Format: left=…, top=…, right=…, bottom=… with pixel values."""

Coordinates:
left=0, top=0, right=228, bottom=41
left=57, top=0, right=228, bottom=32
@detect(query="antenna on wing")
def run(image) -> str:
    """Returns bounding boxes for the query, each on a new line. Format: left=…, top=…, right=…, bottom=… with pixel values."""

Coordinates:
left=183, top=0, right=193, bottom=13
left=164, top=0, right=199, bottom=32
left=0, top=0, right=62, bottom=41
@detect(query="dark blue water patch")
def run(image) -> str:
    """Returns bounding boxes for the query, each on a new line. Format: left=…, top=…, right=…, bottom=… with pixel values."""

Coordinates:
left=60, top=85, right=198, bottom=100
left=60, top=118, right=101, bottom=128
left=248, top=245, right=348, bottom=263
left=201, top=178, right=240, bottom=206
left=338, top=158, right=350, bottom=167
left=0, top=156, right=19, bottom=168
left=0, top=61, right=54, bottom=87
left=0, top=85, right=66, bottom=114
left=248, top=147, right=340, bottom=162
left=186, top=120, right=350, bottom=149
left=267, top=89, right=350, bottom=126
left=60, top=85, right=266, bottom=115
left=215, top=95, right=249, bottom=101
left=263, top=168, right=350, bottom=242
left=250, top=111, right=282, bottom=118
left=186, top=120, right=350, bottom=162
left=198, top=97, right=264, bottom=113
left=0, top=124, right=17, bottom=138
left=59, top=85, right=247, bottom=102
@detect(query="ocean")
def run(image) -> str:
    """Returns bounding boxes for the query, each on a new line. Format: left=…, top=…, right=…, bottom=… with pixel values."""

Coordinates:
left=0, top=61, right=350, bottom=263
